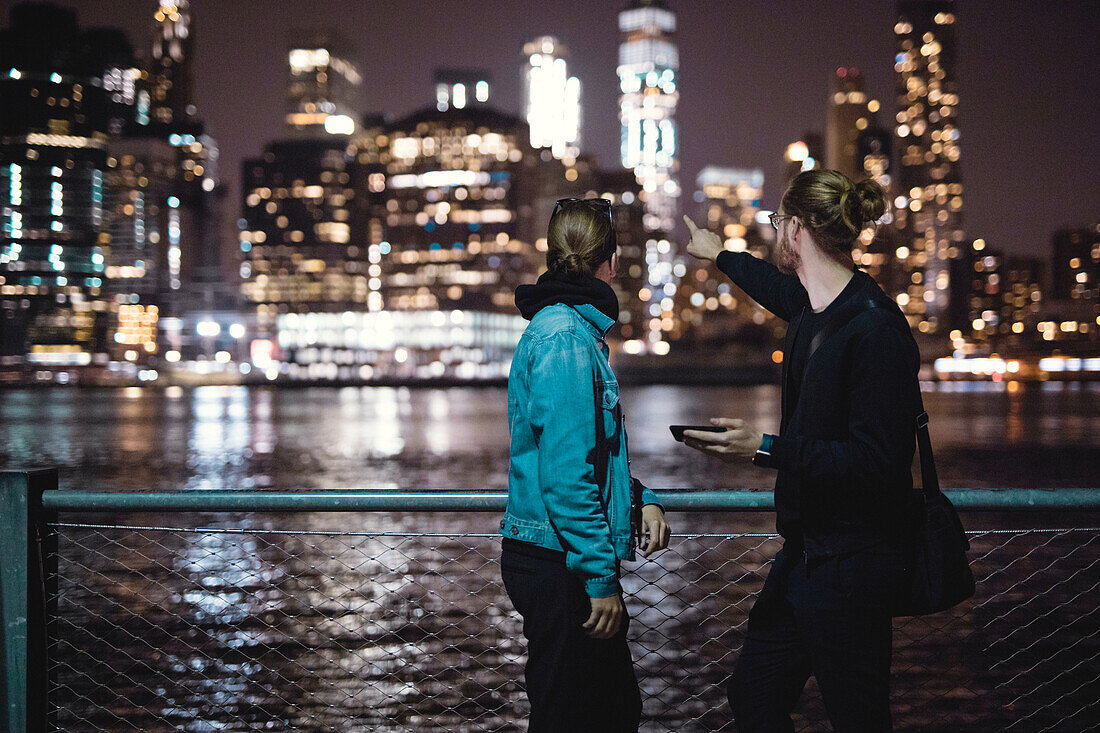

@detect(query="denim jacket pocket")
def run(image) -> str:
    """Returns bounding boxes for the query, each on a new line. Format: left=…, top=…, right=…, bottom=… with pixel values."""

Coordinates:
left=500, top=514, right=546, bottom=544
left=599, top=378, right=620, bottom=410
left=598, top=378, right=621, bottom=443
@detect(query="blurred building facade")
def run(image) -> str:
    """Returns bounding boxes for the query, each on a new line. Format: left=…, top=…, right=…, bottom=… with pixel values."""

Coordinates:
left=676, top=167, right=783, bottom=348
left=522, top=36, right=581, bottom=161
left=434, top=68, right=491, bottom=112
left=0, top=1, right=236, bottom=381
left=826, top=67, right=868, bottom=183
left=0, top=5, right=128, bottom=368
left=1000, top=256, right=1045, bottom=348
left=618, top=0, right=682, bottom=353
left=285, top=29, right=361, bottom=138
left=1052, top=224, right=1100, bottom=304
left=119, top=0, right=233, bottom=371
left=948, top=239, right=1005, bottom=347
left=149, top=0, right=195, bottom=126
left=1043, top=223, right=1100, bottom=346
left=892, top=0, right=965, bottom=334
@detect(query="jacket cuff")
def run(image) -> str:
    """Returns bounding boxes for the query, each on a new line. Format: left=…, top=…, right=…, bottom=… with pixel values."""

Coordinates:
left=641, top=486, right=662, bottom=510
left=763, top=434, right=798, bottom=470
left=715, top=249, right=737, bottom=273
left=585, top=574, right=621, bottom=599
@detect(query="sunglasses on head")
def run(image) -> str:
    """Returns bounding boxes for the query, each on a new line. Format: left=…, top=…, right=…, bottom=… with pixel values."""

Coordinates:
left=553, top=197, right=613, bottom=218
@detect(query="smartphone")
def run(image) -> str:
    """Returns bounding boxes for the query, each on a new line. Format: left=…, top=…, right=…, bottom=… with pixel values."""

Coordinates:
left=670, top=424, right=725, bottom=442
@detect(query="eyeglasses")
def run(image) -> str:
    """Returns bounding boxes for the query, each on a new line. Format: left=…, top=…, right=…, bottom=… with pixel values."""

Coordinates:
left=769, top=212, right=794, bottom=231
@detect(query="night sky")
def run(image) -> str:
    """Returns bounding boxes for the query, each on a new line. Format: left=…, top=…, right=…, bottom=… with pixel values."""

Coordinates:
left=6, top=0, right=1098, bottom=258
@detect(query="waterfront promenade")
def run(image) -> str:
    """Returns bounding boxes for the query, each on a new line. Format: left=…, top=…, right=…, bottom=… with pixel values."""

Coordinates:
left=4, top=473, right=1098, bottom=731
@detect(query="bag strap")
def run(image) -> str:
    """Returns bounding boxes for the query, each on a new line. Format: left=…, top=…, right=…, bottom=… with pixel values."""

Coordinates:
left=915, top=396, right=940, bottom=500
left=592, top=355, right=609, bottom=512
left=565, top=304, right=611, bottom=510
left=780, top=306, right=807, bottom=426
left=807, top=294, right=874, bottom=363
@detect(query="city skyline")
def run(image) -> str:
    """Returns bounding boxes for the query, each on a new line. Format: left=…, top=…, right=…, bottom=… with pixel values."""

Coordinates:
left=3, top=0, right=1094, bottom=260
left=2, top=0, right=1098, bottom=383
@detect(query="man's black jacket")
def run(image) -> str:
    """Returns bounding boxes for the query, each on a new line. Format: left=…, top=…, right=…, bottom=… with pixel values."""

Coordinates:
left=716, top=250, right=922, bottom=560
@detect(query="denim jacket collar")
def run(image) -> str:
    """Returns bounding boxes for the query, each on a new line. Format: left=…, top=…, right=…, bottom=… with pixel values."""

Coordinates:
left=570, top=303, right=615, bottom=338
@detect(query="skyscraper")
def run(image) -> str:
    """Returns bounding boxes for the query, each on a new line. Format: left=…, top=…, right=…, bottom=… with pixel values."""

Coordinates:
left=1001, top=256, right=1044, bottom=347
left=0, top=5, right=129, bottom=367
left=618, top=0, right=681, bottom=352
left=433, top=69, right=491, bottom=112
left=856, top=106, right=893, bottom=189
left=948, top=239, right=1004, bottom=345
left=522, top=36, right=581, bottom=160
left=595, top=171, right=648, bottom=346
left=892, top=0, right=965, bottom=334
left=826, top=67, right=868, bottom=182
left=285, top=30, right=362, bottom=137
left=825, top=69, right=899, bottom=289
left=102, top=138, right=177, bottom=363
left=150, top=1, right=195, bottom=125
left=694, top=168, right=767, bottom=256
left=0, top=1, right=230, bottom=376
left=239, top=138, right=357, bottom=332
left=618, top=0, right=680, bottom=232
left=378, top=112, right=535, bottom=297
left=127, top=1, right=231, bottom=366
left=1031, top=225, right=1098, bottom=347
left=1052, top=224, right=1100, bottom=303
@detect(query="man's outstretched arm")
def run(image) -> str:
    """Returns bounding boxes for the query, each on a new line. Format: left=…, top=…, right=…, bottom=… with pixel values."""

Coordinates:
left=683, top=215, right=807, bottom=322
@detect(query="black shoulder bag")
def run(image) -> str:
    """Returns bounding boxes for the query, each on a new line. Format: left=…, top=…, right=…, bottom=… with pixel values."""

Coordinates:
left=894, top=400, right=976, bottom=616
left=808, top=295, right=975, bottom=617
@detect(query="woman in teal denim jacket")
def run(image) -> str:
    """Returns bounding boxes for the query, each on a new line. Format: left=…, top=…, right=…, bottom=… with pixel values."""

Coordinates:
left=500, top=197, right=670, bottom=732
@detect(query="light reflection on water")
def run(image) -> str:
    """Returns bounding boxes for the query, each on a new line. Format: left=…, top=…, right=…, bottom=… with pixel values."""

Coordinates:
left=2, top=382, right=1099, bottom=491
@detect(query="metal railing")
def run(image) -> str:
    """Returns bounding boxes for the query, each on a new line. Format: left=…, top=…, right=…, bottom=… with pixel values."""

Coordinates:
left=3, top=469, right=1098, bottom=732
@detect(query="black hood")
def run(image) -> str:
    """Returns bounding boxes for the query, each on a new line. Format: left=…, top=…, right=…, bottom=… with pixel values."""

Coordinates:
left=515, top=270, right=620, bottom=321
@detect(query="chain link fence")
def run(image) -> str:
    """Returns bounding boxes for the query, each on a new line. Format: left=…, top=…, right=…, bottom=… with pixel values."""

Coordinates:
left=43, top=514, right=1098, bottom=732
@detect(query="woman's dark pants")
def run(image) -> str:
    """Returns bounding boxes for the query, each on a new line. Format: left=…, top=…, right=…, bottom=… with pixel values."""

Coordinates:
left=501, top=538, right=641, bottom=732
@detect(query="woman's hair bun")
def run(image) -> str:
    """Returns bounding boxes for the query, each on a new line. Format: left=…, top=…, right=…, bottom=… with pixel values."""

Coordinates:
left=559, top=252, right=584, bottom=274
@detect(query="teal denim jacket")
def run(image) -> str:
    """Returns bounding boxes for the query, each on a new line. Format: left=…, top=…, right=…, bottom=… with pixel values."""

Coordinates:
left=501, top=302, right=660, bottom=598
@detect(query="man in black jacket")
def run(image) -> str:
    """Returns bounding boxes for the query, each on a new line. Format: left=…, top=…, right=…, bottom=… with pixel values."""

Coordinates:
left=683, top=169, right=922, bottom=732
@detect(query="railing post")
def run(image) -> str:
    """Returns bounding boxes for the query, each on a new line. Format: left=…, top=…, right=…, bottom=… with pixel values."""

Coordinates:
left=1, top=468, right=58, bottom=733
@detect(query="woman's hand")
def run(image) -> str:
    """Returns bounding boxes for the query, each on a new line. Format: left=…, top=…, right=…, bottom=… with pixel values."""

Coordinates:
left=640, top=504, right=671, bottom=557
left=683, top=418, right=764, bottom=463
left=684, top=215, right=725, bottom=262
left=583, top=594, right=624, bottom=639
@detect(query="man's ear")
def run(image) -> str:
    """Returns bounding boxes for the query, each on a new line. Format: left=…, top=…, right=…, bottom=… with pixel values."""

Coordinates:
left=791, top=220, right=804, bottom=252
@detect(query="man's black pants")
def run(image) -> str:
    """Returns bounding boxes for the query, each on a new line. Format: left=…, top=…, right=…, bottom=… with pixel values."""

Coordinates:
left=501, top=538, right=641, bottom=732
left=728, top=546, right=903, bottom=732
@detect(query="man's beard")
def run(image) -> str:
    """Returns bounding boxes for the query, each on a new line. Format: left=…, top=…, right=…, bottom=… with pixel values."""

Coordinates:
left=776, top=235, right=801, bottom=275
